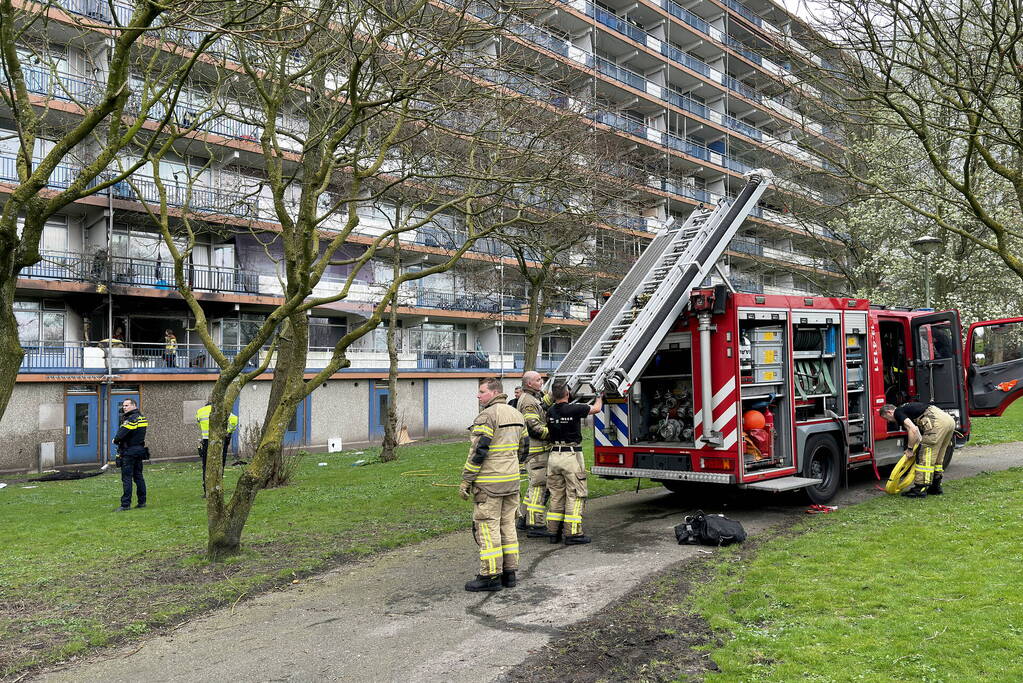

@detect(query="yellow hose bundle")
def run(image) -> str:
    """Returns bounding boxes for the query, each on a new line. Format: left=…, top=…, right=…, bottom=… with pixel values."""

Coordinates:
left=885, top=450, right=917, bottom=494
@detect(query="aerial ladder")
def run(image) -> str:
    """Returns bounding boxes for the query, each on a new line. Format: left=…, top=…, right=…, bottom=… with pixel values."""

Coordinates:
left=551, top=170, right=772, bottom=403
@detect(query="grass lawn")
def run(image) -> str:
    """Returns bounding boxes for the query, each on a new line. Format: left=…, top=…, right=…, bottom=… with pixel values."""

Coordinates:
left=0, top=438, right=645, bottom=676
left=694, top=466, right=1023, bottom=681
left=966, top=397, right=1023, bottom=446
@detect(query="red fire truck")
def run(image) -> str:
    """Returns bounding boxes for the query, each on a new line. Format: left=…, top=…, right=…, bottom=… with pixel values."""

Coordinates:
left=553, top=172, right=1023, bottom=502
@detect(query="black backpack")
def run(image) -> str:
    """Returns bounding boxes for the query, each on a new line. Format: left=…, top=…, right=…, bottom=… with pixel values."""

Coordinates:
left=674, top=511, right=747, bottom=546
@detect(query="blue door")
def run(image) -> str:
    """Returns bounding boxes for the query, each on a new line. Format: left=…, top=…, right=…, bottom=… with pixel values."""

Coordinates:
left=369, top=382, right=390, bottom=439
left=108, top=390, right=142, bottom=445
left=66, top=395, right=99, bottom=464
left=283, top=395, right=310, bottom=446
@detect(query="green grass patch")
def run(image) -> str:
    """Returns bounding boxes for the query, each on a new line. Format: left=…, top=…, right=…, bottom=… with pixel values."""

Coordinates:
left=694, top=467, right=1023, bottom=681
left=967, top=398, right=1023, bottom=446
left=0, top=438, right=648, bottom=676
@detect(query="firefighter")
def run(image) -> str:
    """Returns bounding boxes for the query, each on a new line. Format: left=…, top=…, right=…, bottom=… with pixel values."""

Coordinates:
left=196, top=401, right=240, bottom=497
left=163, top=329, right=177, bottom=367
left=460, top=377, right=530, bottom=592
left=113, top=399, right=148, bottom=511
left=880, top=402, right=956, bottom=497
left=516, top=371, right=553, bottom=537
left=545, top=383, right=603, bottom=544
left=509, top=386, right=522, bottom=409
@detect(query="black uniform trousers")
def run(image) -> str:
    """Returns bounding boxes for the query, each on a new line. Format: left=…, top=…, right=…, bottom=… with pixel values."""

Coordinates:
left=120, top=456, right=146, bottom=508
left=199, top=439, right=230, bottom=494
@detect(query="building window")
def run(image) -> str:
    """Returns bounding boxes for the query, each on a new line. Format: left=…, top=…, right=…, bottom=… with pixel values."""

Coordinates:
left=409, top=323, right=467, bottom=352
left=220, top=313, right=265, bottom=349
left=309, top=317, right=347, bottom=349
left=14, top=299, right=65, bottom=345
left=542, top=334, right=572, bottom=356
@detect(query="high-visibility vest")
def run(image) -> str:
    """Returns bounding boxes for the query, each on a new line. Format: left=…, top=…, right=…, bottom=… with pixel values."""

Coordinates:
left=196, top=404, right=239, bottom=439
left=165, top=336, right=177, bottom=353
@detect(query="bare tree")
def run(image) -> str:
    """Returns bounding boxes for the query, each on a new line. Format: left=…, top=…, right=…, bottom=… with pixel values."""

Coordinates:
left=495, top=123, right=645, bottom=371
left=379, top=233, right=401, bottom=463
left=781, top=0, right=1023, bottom=283
left=131, top=0, right=610, bottom=557
left=0, top=0, right=255, bottom=420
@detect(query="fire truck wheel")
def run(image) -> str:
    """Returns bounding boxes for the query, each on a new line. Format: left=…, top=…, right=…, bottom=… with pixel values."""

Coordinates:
left=942, top=442, right=955, bottom=469
left=803, top=434, right=841, bottom=504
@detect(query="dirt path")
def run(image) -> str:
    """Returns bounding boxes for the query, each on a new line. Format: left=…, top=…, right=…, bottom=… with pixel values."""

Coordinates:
left=37, top=443, right=1023, bottom=683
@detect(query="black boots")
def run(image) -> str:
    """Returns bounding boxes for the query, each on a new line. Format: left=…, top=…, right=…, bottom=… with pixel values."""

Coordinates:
left=564, top=534, right=592, bottom=545
left=465, top=574, right=502, bottom=592
left=928, top=476, right=944, bottom=496
left=549, top=531, right=563, bottom=544
left=902, top=484, right=929, bottom=498
left=526, top=525, right=555, bottom=538
left=501, top=570, right=517, bottom=588
left=515, top=517, right=528, bottom=531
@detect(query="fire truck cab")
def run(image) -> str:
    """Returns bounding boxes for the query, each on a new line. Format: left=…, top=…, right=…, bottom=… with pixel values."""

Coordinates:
left=589, top=289, right=1023, bottom=502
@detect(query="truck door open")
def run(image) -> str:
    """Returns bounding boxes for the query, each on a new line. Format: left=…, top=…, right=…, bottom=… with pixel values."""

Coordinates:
left=965, top=317, right=1023, bottom=416
left=910, top=312, right=966, bottom=418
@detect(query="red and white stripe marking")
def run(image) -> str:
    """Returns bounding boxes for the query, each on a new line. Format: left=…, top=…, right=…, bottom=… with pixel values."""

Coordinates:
left=693, top=377, right=738, bottom=450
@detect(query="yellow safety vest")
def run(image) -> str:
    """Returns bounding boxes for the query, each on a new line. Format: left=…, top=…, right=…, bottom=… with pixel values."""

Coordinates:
left=196, top=404, right=239, bottom=439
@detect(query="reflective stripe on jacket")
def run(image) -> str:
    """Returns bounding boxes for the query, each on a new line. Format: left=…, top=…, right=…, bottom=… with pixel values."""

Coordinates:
left=463, top=394, right=529, bottom=495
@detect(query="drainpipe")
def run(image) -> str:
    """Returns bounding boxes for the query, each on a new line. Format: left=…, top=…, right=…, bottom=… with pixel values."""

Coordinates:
left=102, top=184, right=114, bottom=466
left=698, top=311, right=721, bottom=447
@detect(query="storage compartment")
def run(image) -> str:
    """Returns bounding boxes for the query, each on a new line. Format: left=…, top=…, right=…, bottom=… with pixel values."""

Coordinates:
left=629, top=333, right=696, bottom=445
left=739, top=313, right=793, bottom=474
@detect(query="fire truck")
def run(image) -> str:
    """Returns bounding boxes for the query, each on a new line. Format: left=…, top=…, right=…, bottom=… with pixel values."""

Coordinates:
left=553, top=171, right=1023, bottom=502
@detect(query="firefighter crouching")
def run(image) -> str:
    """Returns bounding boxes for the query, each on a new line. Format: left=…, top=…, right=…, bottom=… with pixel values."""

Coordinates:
left=460, top=377, right=530, bottom=592
left=880, top=402, right=956, bottom=497
left=545, top=383, right=603, bottom=544
left=196, top=401, right=240, bottom=498
left=516, top=370, right=554, bottom=538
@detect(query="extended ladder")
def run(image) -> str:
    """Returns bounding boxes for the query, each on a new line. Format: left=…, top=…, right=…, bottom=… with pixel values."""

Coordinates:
left=552, top=170, right=772, bottom=397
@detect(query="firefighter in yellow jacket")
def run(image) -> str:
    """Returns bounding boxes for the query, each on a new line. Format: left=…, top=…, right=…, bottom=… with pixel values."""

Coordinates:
left=460, top=377, right=531, bottom=592
left=196, top=401, right=239, bottom=497
left=516, top=370, right=554, bottom=537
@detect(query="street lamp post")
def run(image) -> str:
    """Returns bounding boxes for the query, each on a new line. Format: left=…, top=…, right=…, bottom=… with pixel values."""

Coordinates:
left=910, top=236, right=943, bottom=308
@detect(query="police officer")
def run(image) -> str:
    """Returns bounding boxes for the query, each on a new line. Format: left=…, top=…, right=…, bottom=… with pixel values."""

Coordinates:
left=113, top=398, right=148, bottom=511
left=516, top=371, right=553, bottom=537
left=196, top=401, right=239, bottom=497
left=880, top=402, right=956, bottom=497
left=545, top=383, right=602, bottom=544
left=460, top=377, right=530, bottom=592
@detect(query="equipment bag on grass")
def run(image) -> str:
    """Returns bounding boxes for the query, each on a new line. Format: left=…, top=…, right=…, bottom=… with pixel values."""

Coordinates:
left=674, top=510, right=747, bottom=546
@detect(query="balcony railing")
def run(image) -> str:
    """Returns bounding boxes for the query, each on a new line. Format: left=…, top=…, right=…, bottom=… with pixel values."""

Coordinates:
left=18, top=341, right=566, bottom=373
left=19, top=64, right=103, bottom=105
left=109, top=256, right=261, bottom=293
left=18, top=249, right=260, bottom=293
left=112, top=177, right=255, bottom=218
left=0, top=154, right=80, bottom=190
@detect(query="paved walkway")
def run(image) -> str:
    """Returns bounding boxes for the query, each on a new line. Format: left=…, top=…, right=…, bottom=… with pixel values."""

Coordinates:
left=39, top=443, right=1023, bottom=682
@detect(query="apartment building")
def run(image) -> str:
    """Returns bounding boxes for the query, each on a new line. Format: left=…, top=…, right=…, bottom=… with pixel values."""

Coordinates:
left=0, top=0, right=840, bottom=472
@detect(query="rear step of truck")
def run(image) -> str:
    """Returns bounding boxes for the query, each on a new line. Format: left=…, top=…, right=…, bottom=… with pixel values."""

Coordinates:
left=740, top=476, right=822, bottom=492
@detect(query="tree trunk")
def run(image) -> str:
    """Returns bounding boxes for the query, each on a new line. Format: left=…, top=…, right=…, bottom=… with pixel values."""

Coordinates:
left=380, top=242, right=401, bottom=462
left=523, top=285, right=545, bottom=372
left=0, top=277, right=24, bottom=418
left=207, top=394, right=296, bottom=558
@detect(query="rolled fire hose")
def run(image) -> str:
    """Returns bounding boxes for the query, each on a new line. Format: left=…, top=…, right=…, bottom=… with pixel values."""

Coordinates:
left=885, top=448, right=917, bottom=494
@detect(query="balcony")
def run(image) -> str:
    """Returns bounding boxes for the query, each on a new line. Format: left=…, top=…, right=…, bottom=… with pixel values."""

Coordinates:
left=19, top=338, right=571, bottom=374
left=111, top=177, right=254, bottom=218
left=18, top=250, right=261, bottom=294
left=19, top=64, right=103, bottom=105
left=0, top=154, right=79, bottom=190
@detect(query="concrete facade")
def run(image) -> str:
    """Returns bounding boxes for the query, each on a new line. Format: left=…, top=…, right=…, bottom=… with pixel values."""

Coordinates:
left=0, top=383, right=64, bottom=472
left=2, top=375, right=509, bottom=472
